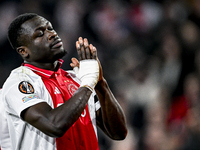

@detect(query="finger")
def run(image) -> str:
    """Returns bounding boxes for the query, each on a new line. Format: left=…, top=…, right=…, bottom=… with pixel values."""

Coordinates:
left=70, top=63, right=75, bottom=68
left=89, top=44, right=97, bottom=60
left=76, top=41, right=82, bottom=60
left=92, top=46, right=97, bottom=59
left=89, top=44, right=93, bottom=57
left=71, top=57, right=79, bottom=67
left=84, top=38, right=91, bottom=59
left=78, top=37, right=83, bottom=43
left=79, top=37, right=86, bottom=60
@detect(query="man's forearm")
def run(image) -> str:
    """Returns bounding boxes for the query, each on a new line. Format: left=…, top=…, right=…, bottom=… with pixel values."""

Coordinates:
left=23, top=87, right=92, bottom=137
left=95, top=78, right=127, bottom=140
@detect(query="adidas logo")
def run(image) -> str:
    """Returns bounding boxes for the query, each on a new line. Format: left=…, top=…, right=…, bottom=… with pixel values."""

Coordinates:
left=54, top=87, right=61, bottom=94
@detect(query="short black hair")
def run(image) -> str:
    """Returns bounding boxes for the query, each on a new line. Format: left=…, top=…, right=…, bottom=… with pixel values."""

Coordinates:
left=7, top=13, right=39, bottom=50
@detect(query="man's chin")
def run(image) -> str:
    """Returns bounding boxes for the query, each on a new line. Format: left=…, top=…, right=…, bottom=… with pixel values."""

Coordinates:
left=54, top=49, right=67, bottom=60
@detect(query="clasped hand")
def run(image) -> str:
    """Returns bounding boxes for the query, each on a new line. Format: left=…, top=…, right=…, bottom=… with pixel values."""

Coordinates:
left=70, top=37, right=101, bottom=90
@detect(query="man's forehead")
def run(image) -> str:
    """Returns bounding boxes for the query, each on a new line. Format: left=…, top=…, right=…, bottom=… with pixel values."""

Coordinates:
left=21, top=16, right=49, bottom=31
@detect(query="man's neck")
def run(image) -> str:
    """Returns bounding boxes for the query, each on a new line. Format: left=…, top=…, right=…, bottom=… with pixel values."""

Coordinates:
left=24, top=60, right=59, bottom=71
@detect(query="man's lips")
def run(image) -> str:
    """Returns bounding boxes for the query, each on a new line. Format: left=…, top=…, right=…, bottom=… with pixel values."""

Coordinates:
left=51, top=39, right=63, bottom=49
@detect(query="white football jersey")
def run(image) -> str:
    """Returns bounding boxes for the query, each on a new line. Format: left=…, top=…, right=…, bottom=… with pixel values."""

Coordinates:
left=1, top=66, right=100, bottom=150
left=2, top=66, right=58, bottom=150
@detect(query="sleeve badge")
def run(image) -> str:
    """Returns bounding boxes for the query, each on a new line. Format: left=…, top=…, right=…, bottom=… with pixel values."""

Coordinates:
left=18, top=81, right=34, bottom=94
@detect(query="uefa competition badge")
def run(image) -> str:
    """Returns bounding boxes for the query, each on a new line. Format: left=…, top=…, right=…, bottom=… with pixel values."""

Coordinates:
left=18, top=81, right=34, bottom=94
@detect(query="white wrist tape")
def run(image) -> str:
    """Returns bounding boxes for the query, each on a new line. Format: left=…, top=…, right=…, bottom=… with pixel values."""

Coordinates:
left=73, top=66, right=79, bottom=77
left=79, top=60, right=99, bottom=91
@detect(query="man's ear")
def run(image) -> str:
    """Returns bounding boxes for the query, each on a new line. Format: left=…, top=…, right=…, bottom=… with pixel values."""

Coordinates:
left=16, top=46, right=29, bottom=58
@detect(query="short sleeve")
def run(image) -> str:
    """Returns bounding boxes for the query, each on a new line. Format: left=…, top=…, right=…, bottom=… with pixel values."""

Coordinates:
left=3, top=81, right=46, bottom=118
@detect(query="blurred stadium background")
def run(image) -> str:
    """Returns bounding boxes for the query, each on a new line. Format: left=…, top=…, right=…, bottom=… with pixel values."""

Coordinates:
left=0, top=0, right=200, bottom=149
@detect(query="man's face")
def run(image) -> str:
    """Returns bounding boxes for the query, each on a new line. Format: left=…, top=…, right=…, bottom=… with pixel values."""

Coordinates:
left=21, top=16, right=67, bottom=63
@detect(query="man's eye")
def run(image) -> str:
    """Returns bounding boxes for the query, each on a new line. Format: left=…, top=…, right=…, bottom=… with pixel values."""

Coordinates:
left=48, top=27, right=53, bottom=31
left=38, top=31, right=44, bottom=37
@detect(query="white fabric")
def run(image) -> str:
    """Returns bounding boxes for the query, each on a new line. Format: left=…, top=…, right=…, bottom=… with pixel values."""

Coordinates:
left=73, top=66, right=79, bottom=76
left=0, top=90, right=12, bottom=150
left=79, top=60, right=99, bottom=89
left=1, top=66, right=100, bottom=150
left=2, top=66, right=56, bottom=150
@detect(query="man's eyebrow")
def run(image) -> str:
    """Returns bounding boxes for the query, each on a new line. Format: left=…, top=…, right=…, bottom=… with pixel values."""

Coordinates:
left=35, top=21, right=50, bottom=31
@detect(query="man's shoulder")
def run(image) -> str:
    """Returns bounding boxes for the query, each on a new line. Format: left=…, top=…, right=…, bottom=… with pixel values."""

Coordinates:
left=3, top=66, right=41, bottom=87
left=10, top=66, right=40, bottom=78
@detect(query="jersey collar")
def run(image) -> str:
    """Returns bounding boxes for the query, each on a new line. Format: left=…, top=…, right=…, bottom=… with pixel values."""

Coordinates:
left=22, top=59, right=64, bottom=78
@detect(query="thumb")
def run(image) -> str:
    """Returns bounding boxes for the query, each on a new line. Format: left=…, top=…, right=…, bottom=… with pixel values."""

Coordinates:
left=70, top=57, right=79, bottom=68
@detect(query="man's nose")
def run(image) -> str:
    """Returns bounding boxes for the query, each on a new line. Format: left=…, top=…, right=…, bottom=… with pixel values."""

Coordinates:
left=48, top=30, right=57, bottom=40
